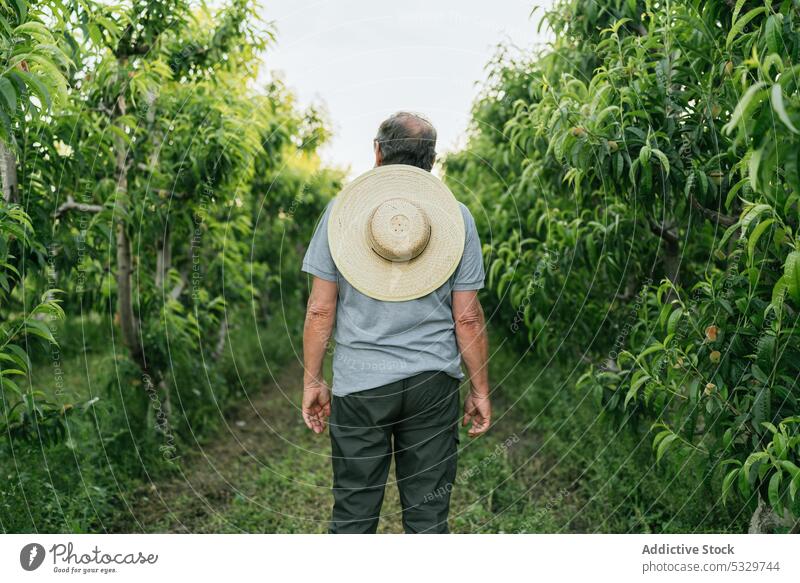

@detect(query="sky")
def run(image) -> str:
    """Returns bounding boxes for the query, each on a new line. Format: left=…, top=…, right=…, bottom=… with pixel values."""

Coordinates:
left=259, top=0, right=555, bottom=177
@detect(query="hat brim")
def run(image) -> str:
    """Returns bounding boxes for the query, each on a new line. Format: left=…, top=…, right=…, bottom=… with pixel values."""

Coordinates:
left=328, top=165, right=466, bottom=302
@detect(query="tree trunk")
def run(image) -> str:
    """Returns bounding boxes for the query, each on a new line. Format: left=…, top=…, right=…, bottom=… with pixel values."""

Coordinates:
left=662, top=239, right=681, bottom=289
left=155, top=378, right=173, bottom=436
left=148, top=90, right=170, bottom=293
left=113, top=93, right=144, bottom=368
left=649, top=219, right=681, bottom=292
left=1, top=139, right=21, bottom=297
left=748, top=495, right=800, bottom=534
left=0, top=139, right=18, bottom=204
left=212, top=317, right=228, bottom=360
left=156, top=226, right=171, bottom=290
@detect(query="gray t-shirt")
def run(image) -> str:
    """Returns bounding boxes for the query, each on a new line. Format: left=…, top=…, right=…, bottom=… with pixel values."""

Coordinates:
left=302, top=200, right=485, bottom=396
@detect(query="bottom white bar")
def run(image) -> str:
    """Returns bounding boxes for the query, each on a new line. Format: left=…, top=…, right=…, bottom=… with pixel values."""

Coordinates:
left=1, top=534, right=797, bottom=582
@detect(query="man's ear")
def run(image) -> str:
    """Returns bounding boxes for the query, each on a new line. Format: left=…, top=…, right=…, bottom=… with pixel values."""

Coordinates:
left=374, top=140, right=383, bottom=167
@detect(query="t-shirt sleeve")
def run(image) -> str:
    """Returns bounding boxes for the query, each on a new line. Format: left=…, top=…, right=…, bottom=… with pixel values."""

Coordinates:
left=453, top=207, right=485, bottom=291
left=301, top=202, right=338, bottom=282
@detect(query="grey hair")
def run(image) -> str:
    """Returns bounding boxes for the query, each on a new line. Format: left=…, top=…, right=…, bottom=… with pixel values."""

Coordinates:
left=375, top=112, right=437, bottom=171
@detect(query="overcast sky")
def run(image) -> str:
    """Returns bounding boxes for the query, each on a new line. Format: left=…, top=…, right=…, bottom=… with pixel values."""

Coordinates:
left=259, top=0, right=554, bottom=177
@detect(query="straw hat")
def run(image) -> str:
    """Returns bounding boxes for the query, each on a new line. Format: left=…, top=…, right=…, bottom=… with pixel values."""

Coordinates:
left=327, top=164, right=465, bottom=301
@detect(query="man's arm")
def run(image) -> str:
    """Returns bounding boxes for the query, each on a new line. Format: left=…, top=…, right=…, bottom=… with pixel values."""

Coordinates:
left=302, top=276, right=337, bottom=433
left=452, top=290, right=491, bottom=437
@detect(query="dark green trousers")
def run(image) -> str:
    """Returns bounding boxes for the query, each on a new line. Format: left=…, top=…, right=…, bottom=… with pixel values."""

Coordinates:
left=329, top=371, right=460, bottom=534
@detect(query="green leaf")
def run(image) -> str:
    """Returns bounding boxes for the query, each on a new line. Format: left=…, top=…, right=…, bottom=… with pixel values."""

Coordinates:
left=748, top=147, right=762, bottom=191
left=773, top=434, right=788, bottom=459
left=667, top=307, right=682, bottom=334
left=731, top=0, right=747, bottom=23
left=0, top=377, right=22, bottom=396
left=0, top=78, right=17, bottom=112
left=784, top=251, right=800, bottom=303
left=751, top=364, right=769, bottom=384
left=790, top=474, right=800, bottom=503
left=88, top=23, right=104, bottom=46
left=743, top=451, right=769, bottom=488
left=726, top=7, right=767, bottom=48
left=656, top=433, right=678, bottom=464
left=770, top=84, right=799, bottom=134
left=739, top=459, right=752, bottom=496
left=488, top=258, right=504, bottom=288
left=625, top=371, right=651, bottom=407
left=752, top=385, right=771, bottom=431
left=650, top=148, right=670, bottom=176
left=761, top=421, right=778, bottom=434
left=747, top=218, right=774, bottom=259
left=9, top=70, right=52, bottom=109
left=741, top=204, right=772, bottom=230
left=14, top=21, right=54, bottom=39
left=756, top=334, right=776, bottom=372
left=725, top=178, right=748, bottom=210
left=722, top=467, right=740, bottom=505
left=652, top=429, right=672, bottom=450
left=637, top=343, right=664, bottom=360
left=639, top=145, right=651, bottom=165
left=24, top=319, right=55, bottom=343
left=12, top=0, right=27, bottom=22
left=764, top=15, right=785, bottom=57
left=723, top=428, right=734, bottom=450
left=772, top=276, right=788, bottom=306
left=768, top=471, right=783, bottom=514
left=778, top=460, right=800, bottom=478
left=5, top=344, right=30, bottom=370
left=723, top=82, right=767, bottom=135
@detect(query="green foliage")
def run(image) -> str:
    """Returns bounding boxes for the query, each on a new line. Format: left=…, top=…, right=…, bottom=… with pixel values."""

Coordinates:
left=0, top=0, right=73, bottom=143
left=446, top=0, right=800, bottom=525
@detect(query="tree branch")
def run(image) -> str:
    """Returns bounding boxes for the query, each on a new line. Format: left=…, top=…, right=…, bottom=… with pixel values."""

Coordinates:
left=648, top=218, right=679, bottom=246
left=212, top=318, right=228, bottom=360
left=155, top=226, right=171, bottom=290
left=648, top=218, right=681, bottom=289
left=1, top=140, right=18, bottom=204
left=168, top=266, right=190, bottom=301
left=689, top=194, right=738, bottom=227
left=54, top=196, right=104, bottom=218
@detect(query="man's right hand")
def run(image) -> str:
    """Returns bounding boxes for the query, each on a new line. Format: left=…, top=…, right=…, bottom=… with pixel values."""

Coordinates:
left=302, top=379, right=331, bottom=434
left=463, top=390, right=491, bottom=437
left=453, top=290, right=492, bottom=437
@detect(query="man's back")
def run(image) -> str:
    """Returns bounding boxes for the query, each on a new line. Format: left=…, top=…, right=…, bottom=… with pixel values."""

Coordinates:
left=302, top=201, right=484, bottom=396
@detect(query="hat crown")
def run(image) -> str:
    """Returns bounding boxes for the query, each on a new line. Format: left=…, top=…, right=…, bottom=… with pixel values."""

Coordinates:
left=367, top=198, right=431, bottom=262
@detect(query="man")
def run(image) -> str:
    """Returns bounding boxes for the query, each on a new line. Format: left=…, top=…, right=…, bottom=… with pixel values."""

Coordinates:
left=301, top=111, right=491, bottom=534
